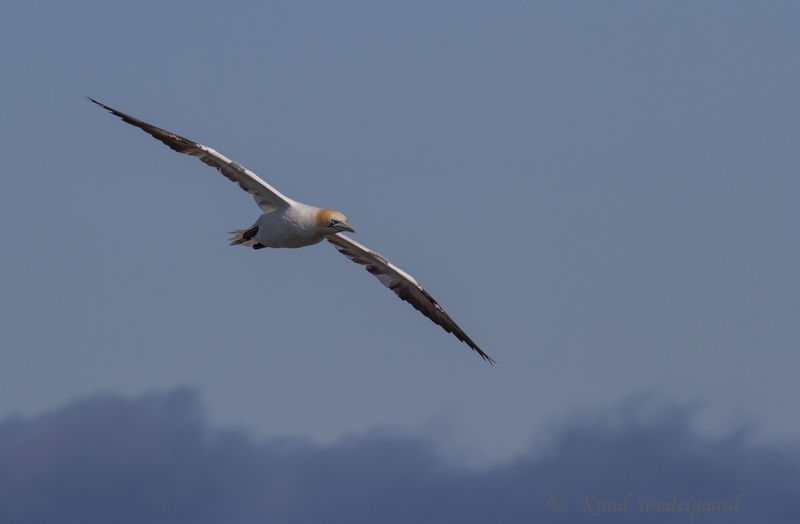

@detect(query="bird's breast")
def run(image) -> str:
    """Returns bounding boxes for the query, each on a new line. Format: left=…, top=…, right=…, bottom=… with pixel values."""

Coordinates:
left=253, top=209, right=325, bottom=248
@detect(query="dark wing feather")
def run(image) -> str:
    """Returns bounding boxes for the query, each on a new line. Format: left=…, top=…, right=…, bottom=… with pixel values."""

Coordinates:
left=327, top=233, right=493, bottom=363
left=89, top=97, right=292, bottom=212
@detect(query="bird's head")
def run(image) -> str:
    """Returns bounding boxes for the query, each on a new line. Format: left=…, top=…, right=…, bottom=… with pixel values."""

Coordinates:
left=315, top=208, right=355, bottom=234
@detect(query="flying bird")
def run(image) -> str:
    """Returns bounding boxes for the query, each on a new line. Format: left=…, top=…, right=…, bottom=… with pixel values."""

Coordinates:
left=89, top=98, right=493, bottom=363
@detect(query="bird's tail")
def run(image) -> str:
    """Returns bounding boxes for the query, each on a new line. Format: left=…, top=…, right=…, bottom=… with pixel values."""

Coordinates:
left=228, top=225, right=262, bottom=248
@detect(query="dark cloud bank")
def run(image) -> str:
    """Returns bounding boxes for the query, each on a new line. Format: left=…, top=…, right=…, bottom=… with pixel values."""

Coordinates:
left=0, top=389, right=797, bottom=523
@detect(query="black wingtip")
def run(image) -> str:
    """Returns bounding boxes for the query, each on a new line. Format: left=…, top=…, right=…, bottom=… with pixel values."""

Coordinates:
left=87, top=96, right=111, bottom=112
left=469, top=341, right=495, bottom=364
left=465, top=339, right=494, bottom=364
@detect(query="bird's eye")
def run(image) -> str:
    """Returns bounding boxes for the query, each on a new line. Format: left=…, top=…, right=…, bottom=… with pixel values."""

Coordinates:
left=330, top=219, right=340, bottom=226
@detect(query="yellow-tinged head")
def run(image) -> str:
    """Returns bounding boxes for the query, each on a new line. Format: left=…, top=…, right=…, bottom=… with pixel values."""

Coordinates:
left=314, top=208, right=355, bottom=234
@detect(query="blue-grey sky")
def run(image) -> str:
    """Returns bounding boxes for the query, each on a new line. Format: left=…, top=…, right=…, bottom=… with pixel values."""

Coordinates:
left=1, top=0, right=799, bottom=476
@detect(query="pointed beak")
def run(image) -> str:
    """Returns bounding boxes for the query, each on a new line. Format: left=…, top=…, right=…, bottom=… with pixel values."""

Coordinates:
left=333, top=222, right=355, bottom=233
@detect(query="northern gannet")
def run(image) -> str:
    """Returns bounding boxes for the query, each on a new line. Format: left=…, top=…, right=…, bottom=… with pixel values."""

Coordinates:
left=89, top=98, right=493, bottom=363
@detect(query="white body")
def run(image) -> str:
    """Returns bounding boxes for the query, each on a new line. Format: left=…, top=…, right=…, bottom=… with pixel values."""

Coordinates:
left=254, top=203, right=327, bottom=248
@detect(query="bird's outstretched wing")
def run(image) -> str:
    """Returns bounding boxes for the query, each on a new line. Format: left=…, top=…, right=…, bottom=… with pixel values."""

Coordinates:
left=327, top=233, right=493, bottom=363
left=89, top=98, right=293, bottom=212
